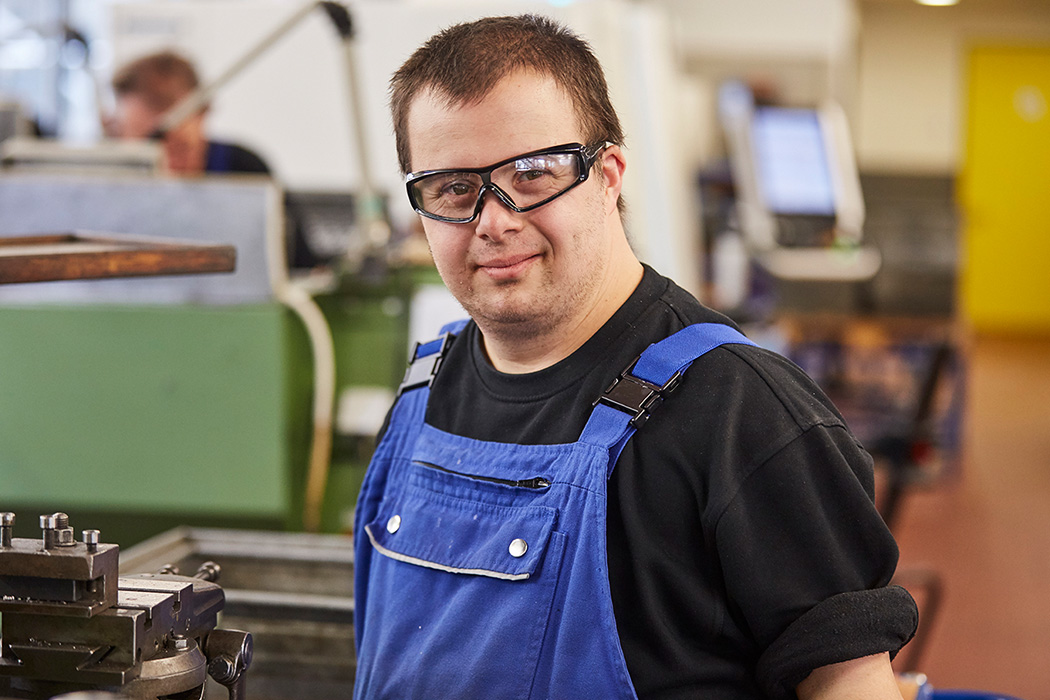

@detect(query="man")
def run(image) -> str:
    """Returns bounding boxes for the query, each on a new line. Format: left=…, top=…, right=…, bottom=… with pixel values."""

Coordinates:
left=108, top=50, right=327, bottom=267
left=108, top=50, right=270, bottom=176
left=354, top=15, right=917, bottom=700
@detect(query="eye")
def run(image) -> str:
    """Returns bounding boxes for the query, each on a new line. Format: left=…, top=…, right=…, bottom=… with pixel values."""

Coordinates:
left=444, top=180, right=476, bottom=197
left=420, top=174, right=478, bottom=202
left=517, top=168, right=548, bottom=183
left=512, top=153, right=576, bottom=188
left=512, top=157, right=560, bottom=189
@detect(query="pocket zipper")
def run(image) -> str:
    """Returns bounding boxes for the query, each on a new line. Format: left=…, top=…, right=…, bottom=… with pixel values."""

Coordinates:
left=414, top=460, right=551, bottom=489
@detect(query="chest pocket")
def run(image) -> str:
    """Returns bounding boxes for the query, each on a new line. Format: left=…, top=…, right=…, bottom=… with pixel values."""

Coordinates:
left=357, top=470, right=568, bottom=699
left=364, top=482, right=557, bottom=579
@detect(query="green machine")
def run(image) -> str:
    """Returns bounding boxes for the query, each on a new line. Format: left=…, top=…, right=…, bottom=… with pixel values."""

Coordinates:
left=0, top=172, right=417, bottom=547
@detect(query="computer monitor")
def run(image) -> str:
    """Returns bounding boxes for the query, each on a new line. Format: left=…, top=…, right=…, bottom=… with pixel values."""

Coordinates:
left=717, top=80, right=877, bottom=281
left=751, top=106, right=837, bottom=218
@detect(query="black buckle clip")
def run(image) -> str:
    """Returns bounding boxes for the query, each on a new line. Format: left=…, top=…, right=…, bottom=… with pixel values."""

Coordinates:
left=594, top=359, right=682, bottom=429
left=397, top=332, right=456, bottom=396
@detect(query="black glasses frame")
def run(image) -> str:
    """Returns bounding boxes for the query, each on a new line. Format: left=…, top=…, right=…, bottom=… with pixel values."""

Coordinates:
left=404, top=141, right=610, bottom=224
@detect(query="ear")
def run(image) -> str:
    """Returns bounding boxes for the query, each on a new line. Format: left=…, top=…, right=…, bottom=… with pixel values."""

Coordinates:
left=598, top=144, right=627, bottom=215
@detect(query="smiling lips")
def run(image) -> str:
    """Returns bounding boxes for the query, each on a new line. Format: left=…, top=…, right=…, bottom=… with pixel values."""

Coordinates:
left=476, top=253, right=542, bottom=281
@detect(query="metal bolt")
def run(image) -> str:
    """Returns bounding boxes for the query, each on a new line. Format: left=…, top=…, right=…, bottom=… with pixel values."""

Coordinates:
left=1, top=512, right=14, bottom=548
left=40, top=512, right=75, bottom=548
left=208, top=656, right=237, bottom=683
left=173, top=636, right=192, bottom=651
left=41, top=514, right=56, bottom=549
left=194, top=561, right=221, bottom=582
left=55, top=513, right=74, bottom=546
left=83, top=529, right=100, bottom=552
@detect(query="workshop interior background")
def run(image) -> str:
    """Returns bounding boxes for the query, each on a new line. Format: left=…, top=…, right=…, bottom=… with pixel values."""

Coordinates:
left=1, top=0, right=1049, bottom=699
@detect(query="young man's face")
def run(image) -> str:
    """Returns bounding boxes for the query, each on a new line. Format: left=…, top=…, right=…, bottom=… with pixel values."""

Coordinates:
left=111, top=93, right=163, bottom=139
left=111, top=93, right=208, bottom=175
left=406, top=70, right=624, bottom=342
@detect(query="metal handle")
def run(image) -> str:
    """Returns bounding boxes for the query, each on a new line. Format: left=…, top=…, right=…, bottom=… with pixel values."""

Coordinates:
left=205, top=629, right=253, bottom=700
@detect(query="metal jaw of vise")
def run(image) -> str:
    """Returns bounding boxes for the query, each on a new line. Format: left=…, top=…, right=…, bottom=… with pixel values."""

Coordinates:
left=0, top=512, right=252, bottom=700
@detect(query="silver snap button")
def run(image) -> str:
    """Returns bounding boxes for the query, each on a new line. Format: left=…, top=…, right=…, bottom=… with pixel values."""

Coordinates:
left=386, top=514, right=401, bottom=534
left=508, top=538, right=528, bottom=558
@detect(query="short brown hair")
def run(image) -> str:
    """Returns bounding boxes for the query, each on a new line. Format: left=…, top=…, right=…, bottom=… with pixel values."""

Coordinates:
left=112, top=50, right=199, bottom=112
left=389, top=14, right=625, bottom=175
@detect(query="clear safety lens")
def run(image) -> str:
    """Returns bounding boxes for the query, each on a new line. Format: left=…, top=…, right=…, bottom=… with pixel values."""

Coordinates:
left=406, top=142, right=606, bottom=223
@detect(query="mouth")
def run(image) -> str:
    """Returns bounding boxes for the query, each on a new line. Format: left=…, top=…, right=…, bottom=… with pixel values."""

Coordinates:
left=475, top=253, right=542, bottom=280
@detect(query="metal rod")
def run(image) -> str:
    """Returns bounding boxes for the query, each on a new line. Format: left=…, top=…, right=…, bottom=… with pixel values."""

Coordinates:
left=157, top=0, right=323, bottom=134
left=1, top=512, right=14, bottom=547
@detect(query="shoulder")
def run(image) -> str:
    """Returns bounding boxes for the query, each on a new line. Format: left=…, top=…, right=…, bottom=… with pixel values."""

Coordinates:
left=703, top=342, right=847, bottom=433
left=625, top=274, right=842, bottom=436
left=635, top=337, right=851, bottom=460
left=205, top=141, right=272, bottom=174
left=634, top=268, right=844, bottom=430
left=636, top=266, right=743, bottom=335
left=640, top=338, right=856, bottom=507
left=621, top=277, right=861, bottom=511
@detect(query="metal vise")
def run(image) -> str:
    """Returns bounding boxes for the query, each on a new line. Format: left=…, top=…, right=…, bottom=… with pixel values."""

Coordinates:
left=0, top=512, right=252, bottom=700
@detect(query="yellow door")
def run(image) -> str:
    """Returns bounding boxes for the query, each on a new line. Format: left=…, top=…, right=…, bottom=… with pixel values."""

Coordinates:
left=960, top=45, right=1050, bottom=334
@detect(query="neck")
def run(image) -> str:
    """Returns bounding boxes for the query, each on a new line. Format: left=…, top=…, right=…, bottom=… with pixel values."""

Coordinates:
left=480, top=240, right=644, bottom=374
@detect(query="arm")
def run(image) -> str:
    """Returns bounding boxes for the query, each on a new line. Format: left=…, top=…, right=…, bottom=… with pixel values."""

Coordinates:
left=796, top=652, right=904, bottom=700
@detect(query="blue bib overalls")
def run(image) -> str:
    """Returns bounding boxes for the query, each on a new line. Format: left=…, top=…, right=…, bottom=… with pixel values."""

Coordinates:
left=353, top=323, right=754, bottom=699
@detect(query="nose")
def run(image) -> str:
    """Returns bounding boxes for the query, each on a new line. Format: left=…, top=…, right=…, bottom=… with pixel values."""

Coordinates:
left=473, top=188, right=523, bottom=241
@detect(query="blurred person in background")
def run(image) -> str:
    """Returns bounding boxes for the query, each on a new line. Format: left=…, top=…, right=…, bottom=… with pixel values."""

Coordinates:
left=107, top=50, right=270, bottom=176
left=107, top=50, right=327, bottom=268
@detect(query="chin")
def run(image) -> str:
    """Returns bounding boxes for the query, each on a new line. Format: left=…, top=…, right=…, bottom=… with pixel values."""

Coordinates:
left=474, top=304, right=561, bottom=338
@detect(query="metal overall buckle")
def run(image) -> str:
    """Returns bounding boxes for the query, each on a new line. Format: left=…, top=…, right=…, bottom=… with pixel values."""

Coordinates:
left=397, top=331, right=457, bottom=396
left=594, top=358, right=683, bottom=429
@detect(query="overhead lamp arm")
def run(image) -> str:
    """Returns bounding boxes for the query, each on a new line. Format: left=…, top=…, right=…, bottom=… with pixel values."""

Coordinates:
left=156, top=1, right=354, bottom=136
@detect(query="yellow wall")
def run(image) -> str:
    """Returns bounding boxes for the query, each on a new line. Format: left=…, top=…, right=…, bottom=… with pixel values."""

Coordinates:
left=959, top=45, right=1050, bottom=333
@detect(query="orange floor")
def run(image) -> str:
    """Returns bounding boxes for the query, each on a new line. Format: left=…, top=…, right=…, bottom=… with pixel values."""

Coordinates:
left=891, top=335, right=1050, bottom=700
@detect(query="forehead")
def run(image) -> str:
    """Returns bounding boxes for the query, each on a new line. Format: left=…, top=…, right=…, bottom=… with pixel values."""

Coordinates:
left=118, top=92, right=162, bottom=114
left=406, top=71, right=584, bottom=171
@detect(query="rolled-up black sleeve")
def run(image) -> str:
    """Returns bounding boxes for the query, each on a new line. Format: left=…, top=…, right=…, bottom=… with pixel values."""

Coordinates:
left=757, top=586, right=918, bottom=698
left=712, top=421, right=919, bottom=700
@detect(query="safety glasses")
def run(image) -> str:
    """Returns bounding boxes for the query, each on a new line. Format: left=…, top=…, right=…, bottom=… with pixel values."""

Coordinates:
left=405, top=142, right=609, bottom=224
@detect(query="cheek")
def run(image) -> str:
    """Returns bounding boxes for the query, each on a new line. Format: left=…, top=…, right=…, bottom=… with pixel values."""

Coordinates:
left=534, top=194, right=601, bottom=257
left=118, top=106, right=158, bottom=139
left=170, top=120, right=202, bottom=145
left=422, top=224, right=466, bottom=273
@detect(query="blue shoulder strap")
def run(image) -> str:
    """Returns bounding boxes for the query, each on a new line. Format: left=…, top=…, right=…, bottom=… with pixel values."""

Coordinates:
left=580, top=323, right=756, bottom=474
